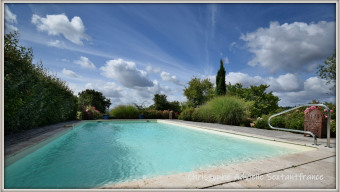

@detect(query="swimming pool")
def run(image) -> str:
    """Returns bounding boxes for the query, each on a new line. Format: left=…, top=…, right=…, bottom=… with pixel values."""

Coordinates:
left=4, top=120, right=314, bottom=189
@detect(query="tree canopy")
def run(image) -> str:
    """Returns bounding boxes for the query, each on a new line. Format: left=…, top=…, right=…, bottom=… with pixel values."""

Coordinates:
left=317, top=51, right=336, bottom=90
left=153, top=94, right=169, bottom=110
left=183, top=77, right=214, bottom=107
left=78, top=89, right=111, bottom=113
left=226, top=83, right=279, bottom=118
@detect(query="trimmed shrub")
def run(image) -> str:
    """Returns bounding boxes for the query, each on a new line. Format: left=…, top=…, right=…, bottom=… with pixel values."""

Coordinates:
left=141, top=109, right=172, bottom=119
left=4, top=32, right=78, bottom=134
left=110, top=105, right=139, bottom=119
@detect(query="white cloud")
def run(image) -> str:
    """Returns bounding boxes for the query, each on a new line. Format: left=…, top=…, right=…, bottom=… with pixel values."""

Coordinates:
left=101, top=82, right=123, bottom=98
left=112, top=80, right=171, bottom=108
left=160, top=71, right=183, bottom=86
left=229, top=42, right=236, bottom=51
left=4, top=5, right=18, bottom=34
left=275, top=73, right=303, bottom=92
left=275, top=77, right=335, bottom=106
left=74, top=56, right=96, bottom=69
left=241, top=21, right=335, bottom=74
left=304, top=77, right=333, bottom=94
left=61, top=58, right=70, bottom=62
left=85, top=82, right=122, bottom=98
left=226, top=72, right=304, bottom=93
left=225, top=72, right=265, bottom=88
left=47, top=40, right=65, bottom=48
left=31, top=13, right=89, bottom=45
left=100, top=58, right=154, bottom=88
left=146, top=65, right=161, bottom=73
left=224, top=56, right=229, bottom=64
left=62, top=68, right=80, bottom=78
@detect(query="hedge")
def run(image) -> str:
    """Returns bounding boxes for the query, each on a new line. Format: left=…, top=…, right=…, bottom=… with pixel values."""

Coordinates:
left=4, top=32, right=78, bottom=134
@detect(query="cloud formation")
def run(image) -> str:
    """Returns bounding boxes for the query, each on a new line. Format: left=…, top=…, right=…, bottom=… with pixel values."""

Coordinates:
left=85, top=82, right=122, bottom=98
left=74, top=56, right=96, bottom=69
left=31, top=13, right=89, bottom=45
left=226, top=72, right=303, bottom=93
left=4, top=5, right=18, bottom=33
left=160, top=71, right=183, bottom=86
left=100, top=58, right=154, bottom=88
left=275, top=77, right=335, bottom=106
left=224, top=56, right=229, bottom=64
left=224, top=72, right=334, bottom=106
left=62, top=68, right=80, bottom=78
left=146, top=65, right=161, bottom=73
left=47, top=40, right=65, bottom=48
left=241, top=21, right=335, bottom=74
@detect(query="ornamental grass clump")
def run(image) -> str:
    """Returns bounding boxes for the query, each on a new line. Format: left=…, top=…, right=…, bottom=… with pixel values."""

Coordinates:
left=189, top=96, right=250, bottom=125
left=202, top=96, right=250, bottom=125
left=110, top=105, right=139, bottom=119
left=178, top=107, right=196, bottom=121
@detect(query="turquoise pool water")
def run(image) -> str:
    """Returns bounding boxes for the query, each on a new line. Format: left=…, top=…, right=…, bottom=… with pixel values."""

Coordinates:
left=5, top=121, right=305, bottom=189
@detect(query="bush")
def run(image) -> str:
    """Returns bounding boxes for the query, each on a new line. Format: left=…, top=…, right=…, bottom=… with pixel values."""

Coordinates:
left=330, top=120, right=336, bottom=137
left=178, top=107, right=195, bottom=121
left=141, top=109, right=178, bottom=119
left=254, top=106, right=336, bottom=137
left=253, top=117, right=270, bottom=129
left=190, top=96, right=250, bottom=126
left=241, top=118, right=254, bottom=127
left=80, top=105, right=101, bottom=120
left=270, top=115, right=286, bottom=128
left=110, top=105, right=139, bottom=119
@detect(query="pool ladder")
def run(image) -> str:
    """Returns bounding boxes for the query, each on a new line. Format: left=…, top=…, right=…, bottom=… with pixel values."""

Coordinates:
left=267, top=104, right=331, bottom=148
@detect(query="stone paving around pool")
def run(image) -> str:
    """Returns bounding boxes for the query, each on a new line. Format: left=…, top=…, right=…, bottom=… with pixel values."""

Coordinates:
left=3, top=119, right=337, bottom=190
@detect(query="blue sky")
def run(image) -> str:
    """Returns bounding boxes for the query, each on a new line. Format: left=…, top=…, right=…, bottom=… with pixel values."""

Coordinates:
left=4, top=3, right=336, bottom=108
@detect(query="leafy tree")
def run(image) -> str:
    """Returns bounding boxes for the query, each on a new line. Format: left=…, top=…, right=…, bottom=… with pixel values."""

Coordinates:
left=216, top=59, right=226, bottom=96
left=226, top=83, right=279, bottom=117
left=169, top=101, right=181, bottom=113
left=78, top=89, right=111, bottom=113
left=153, top=94, right=169, bottom=110
left=183, top=77, right=214, bottom=107
left=317, top=52, right=336, bottom=90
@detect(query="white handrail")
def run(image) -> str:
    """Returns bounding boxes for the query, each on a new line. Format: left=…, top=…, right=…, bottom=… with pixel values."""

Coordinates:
left=268, top=104, right=331, bottom=147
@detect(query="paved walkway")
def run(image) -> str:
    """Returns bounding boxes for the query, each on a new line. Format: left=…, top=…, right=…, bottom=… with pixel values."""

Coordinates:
left=4, top=120, right=82, bottom=157
left=171, top=119, right=336, bottom=147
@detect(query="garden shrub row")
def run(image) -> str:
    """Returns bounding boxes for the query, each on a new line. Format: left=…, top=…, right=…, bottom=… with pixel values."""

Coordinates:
left=254, top=104, right=336, bottom=137
left=109, top=105, right=178, bottom=119
left=4, top=32, right=78, bottom=134
left=179, top=96, right=251, bottom=126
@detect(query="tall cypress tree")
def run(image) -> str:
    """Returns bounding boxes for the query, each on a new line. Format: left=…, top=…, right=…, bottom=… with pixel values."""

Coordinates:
left=216, top=59, right=226, bottom=96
